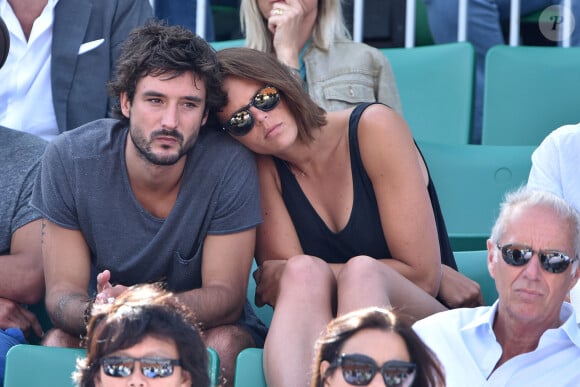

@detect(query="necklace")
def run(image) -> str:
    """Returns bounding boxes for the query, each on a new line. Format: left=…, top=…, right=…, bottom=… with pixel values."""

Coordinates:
left=284, top=160, right=306, bottom=177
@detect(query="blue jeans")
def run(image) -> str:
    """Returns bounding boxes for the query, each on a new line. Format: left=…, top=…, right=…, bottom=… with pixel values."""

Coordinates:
left=0, top=328, right=26, bottom=386
left=423, top=0, right=580, bottom=143
left=155, top=0, right=216, bottom=41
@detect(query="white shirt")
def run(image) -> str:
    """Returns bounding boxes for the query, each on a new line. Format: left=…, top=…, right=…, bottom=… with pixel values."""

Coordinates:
left=413, top=302, right=580, bottom=387
left=528, top=123, right=580, bottom=322
left=0, top=0, right=59, bottom=141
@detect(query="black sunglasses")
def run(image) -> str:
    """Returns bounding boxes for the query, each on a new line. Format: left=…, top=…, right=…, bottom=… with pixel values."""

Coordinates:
left=497, top=243, right=577, bottom=274
left=222, top=85, right=281, bottom=136
left=100, top=356, right=181, bottom=378
left=329, top=353, right=416, bottom=386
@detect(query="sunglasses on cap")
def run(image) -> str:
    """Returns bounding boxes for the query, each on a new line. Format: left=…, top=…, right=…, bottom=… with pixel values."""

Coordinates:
left=329, top=353, right=416, bottom=386
left=222, top=85, right=281, bottom=136
left=497, top=243, right=577, bottom=274
left=100, top=356, right=181, bottom=378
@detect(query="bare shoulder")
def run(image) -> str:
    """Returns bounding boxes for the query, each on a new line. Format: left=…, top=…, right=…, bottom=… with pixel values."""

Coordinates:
left=357, top=104, right=412, bottom=143
left=256, top=154, right=282, bottom=192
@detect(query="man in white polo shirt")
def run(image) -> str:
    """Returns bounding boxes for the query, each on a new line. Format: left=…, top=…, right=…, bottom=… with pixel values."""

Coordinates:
left=0, top=0, right=152, bottom=141
left=413, top=188, right=580, bottom=386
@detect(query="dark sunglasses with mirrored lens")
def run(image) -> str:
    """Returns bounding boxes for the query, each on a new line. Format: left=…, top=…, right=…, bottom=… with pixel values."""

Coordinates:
left=330, top=353, right=416, bottom=386
left=100, top=356, right=181, bottom=378
left=497, top=243, right=577, bottom=274
left=222, top=85, right=281, bottom=136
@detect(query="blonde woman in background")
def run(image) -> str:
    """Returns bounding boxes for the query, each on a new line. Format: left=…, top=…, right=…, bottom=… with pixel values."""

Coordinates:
left=240, top=0, right=402, bottom=114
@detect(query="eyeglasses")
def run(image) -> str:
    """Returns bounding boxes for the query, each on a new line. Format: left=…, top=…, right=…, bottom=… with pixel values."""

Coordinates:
left=329, top=354, right=416, bottom=386
left=100, top=356, right=181, bottom=378
left=497, top=243, right=577, bottom=274
left=222, top=85, right=281, bottom=136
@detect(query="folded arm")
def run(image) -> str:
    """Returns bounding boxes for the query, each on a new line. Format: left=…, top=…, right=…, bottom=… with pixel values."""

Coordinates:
left=176, top=229, right=256, bottom=329
left=42, top=220, right=92, bottom=337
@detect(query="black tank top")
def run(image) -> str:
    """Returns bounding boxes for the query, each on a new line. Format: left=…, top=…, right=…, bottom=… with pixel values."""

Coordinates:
left=273, top=103, right=456, bottom=269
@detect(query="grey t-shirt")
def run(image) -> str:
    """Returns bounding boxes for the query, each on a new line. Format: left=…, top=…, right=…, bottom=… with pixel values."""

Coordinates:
left=31, top=119, right=261, bottom=292
left=0, top=127, right=47, bottom=254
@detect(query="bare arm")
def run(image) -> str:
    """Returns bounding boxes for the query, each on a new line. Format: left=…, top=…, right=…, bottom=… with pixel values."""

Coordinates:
left=0, top=219, right=44, bottom=304
left=255, top=155, right=304, bottom=265
left=358, top=104, right=441, bottom=296
left=176, top=229, right=256, bottom=329
left=42, top=220, right=91, bottom=336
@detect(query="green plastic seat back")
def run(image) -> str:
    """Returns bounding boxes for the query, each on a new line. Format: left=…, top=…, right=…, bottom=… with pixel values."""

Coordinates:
left=418, top=141, right=535, bottom=251
left=248, top=259, right=274, bottom=327
left=482, top=45, right=580, bottom=145
left=210, top=38, right=246, bottom=51
left=4, top=345, right=86, bottom=386
left=454, top=250, right=498, bottom=305
left=382, top=42, right=475, bottom=144
left=4, top=344, right=221, bottom=387
left=234, top=348, right=267, bottom=387
left=207, top=347, right=221, bottom=387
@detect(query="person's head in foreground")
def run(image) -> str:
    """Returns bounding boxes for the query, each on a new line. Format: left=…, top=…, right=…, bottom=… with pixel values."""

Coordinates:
left=488, top=187, right=580, bottom=327
left=311, top=307, right=445, bottom=387
left=74, top=284, right=208, bottom=387
left=216, top=47, right=326, bottom=147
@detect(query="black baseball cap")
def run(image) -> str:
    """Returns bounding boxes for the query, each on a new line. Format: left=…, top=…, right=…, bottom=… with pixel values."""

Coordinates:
left=0, top=17, right=9, bottom=69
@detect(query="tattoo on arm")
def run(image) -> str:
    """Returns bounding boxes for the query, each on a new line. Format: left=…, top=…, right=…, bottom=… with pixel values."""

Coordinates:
left=41, top=220, right=46, bottom=245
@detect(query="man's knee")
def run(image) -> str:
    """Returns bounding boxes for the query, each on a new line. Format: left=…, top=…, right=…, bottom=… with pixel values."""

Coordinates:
left=204, top=324, right=255, bottom=355
left=41, top=328, right=82, bottom=348
left=204, top=325, right=254, bottom=386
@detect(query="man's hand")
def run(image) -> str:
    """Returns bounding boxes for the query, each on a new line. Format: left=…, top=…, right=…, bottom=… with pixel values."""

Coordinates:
left=0, top=298, right=43, bottom=339
left=438, top=265, right=484, bottom=308
left=95, top=270, right=128, bottom=305
left=254, top=260, right=287, bottom=308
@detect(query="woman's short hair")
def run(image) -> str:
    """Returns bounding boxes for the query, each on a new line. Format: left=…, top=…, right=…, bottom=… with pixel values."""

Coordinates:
left=240, top=0, right=351, bottom=53
left=311, top=307, right=445, bottom=387
left=73, top=283, right=209, bottom=387
left=216, top=47, right=326, bottom=142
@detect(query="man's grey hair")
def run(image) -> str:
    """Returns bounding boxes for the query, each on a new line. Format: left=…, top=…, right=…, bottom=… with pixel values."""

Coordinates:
left=490, top=187, right=580, bottom=274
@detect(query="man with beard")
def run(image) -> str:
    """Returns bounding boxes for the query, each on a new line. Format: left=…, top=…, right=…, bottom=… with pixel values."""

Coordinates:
left=30, top=22, right=265, bottom=385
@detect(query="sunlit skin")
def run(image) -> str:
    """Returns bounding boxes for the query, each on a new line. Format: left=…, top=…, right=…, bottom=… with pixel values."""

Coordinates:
left=94, top=335, right=191, bottom=387
left=218, top=77, right=300, bottom=157
left=488, top=204, right=580, bottom=333
left=256, top=0, right=318, bottom=68
left=320, top=328, right=413, bottom=387
left=121, top=72, right=208, bottom=168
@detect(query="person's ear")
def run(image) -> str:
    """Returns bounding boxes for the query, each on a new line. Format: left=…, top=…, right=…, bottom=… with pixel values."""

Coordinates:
left=120, top=92, right=131, bottom=119
left=568, top=263, right=580, bottom=291
left=487, top=239, right=497, bottom=279
left=319, top=360, right=333, bottom=385
left=94, top=373, right=102, bottom=387
left=180, top=369, right=192, bottom=387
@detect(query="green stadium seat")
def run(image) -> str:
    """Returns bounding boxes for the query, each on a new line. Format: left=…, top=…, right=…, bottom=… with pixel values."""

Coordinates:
left=234, top=348, right=267, bottom=387
left=454, top=250, right=498, bottom=305
left=210, top=38, right=245, bottom=51
left=482, top=45, right=580, bottom=145
left=382, top=42, right=475, bottom=145
left=417, top=141, right=535, bottom=251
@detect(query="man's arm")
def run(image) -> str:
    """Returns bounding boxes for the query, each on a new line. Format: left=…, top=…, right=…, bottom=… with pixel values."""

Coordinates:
left=42, top=219, right=92, bottom=336
left=176, top=229, right=256, bottom=329
left=0, top=220, right=44, bottom=304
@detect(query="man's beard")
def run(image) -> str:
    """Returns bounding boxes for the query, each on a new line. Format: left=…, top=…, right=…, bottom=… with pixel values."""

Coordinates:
left=130, top=127, right=196, bottom=166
